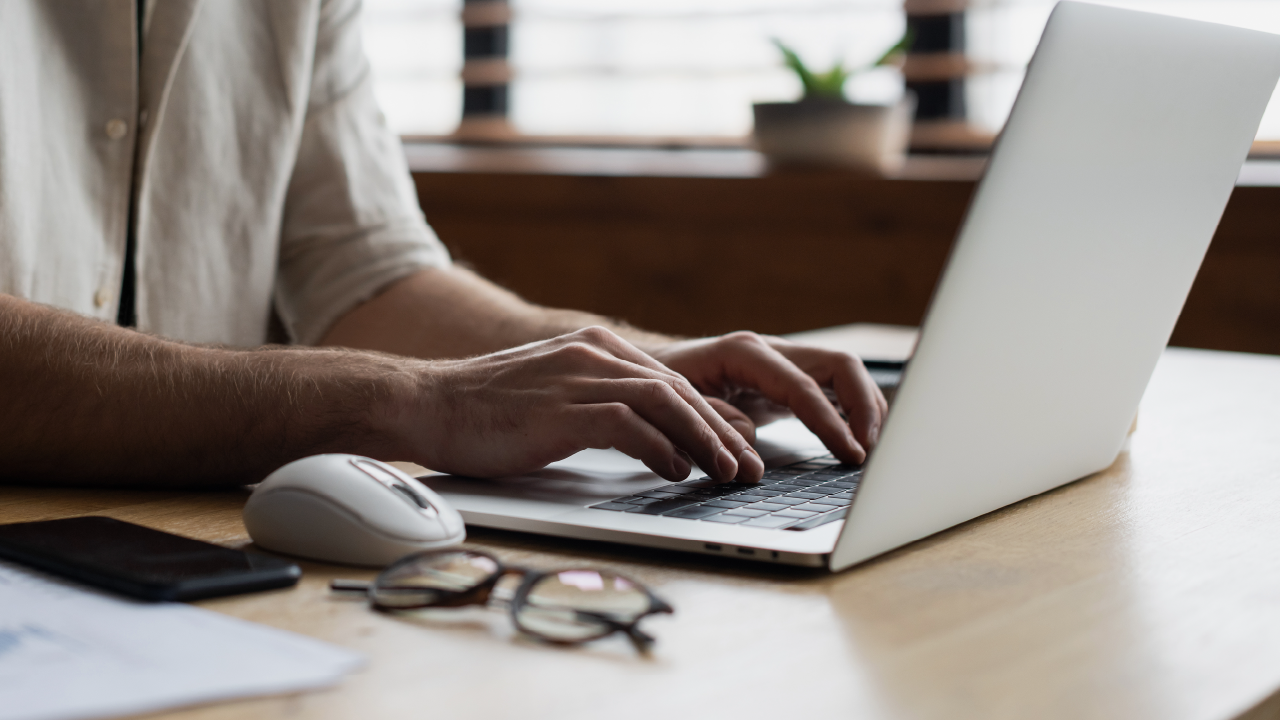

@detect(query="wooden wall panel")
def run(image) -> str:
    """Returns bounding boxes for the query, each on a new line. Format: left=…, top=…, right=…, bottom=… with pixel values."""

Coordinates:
left=413, top=171, right=1280, bottom=354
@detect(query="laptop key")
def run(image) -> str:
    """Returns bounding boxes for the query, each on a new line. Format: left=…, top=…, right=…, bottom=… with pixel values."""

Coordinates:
left=698, top=486, right=743, bottom=496
left=729, top=494, right=773, bottom=504
left=663, top=505, right=725, bottom=520
left=791, top=503, right=837, bottom=514
left=810, top=497, right=851, bottom=506
left=773, top=508, right=819, bottom=518
left=786, top=509, right=848, bottom=531
left=742, top=515, right=803, bottom=529
left=591, top=502, right=638, bottom=511
left=656, top=486, right=701, bottom=495
left=620, top=496, right=666, bottom=506
left=629, top=498, right=699, bottom=514
left=763, top=497, right=808, bottom=506
left=702, top=499, right=749, bottom=509
left=702, top=514, right=749, bottom=524
left=637, top=490, right=682, bottom=499
left=747, top=502, right=789, bottom=513
left=723, top=508, right=769, bottom=518
left=828, top=481, right=857, bottom=489
left=786, top=492, right=826, bottom=500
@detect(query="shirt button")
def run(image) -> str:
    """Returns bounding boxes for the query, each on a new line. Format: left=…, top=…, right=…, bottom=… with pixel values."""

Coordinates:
left=94, top=288, right=110, bottom=308
left=138, top=109, right=149, bottom=128
left=104, top=119, right=129, bottom=139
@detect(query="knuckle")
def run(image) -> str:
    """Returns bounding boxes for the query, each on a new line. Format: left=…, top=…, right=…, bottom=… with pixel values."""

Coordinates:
left=638, top=378, right=678, bottom=404
left=596, top=402, right=635, bottom=426
left=556, top=341, right=602, bottom=365
left=666, top=375, right=699, bottom=398
left=576, top=325, right=616, bottom=344
left=724, top=330, right=765, bottom=348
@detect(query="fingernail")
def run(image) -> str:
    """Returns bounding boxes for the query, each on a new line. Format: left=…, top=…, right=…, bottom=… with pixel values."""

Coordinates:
left=869, top=423, right=881, bottom=446
left=715, top=446, right=738, bottom=481
left=672, top=453, right=691, bottom=479
left=738, top=447, right=764, bottom=483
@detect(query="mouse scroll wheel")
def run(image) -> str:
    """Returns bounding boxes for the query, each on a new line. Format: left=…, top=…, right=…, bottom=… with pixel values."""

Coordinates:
left=390, top=482, right=432, bottom=510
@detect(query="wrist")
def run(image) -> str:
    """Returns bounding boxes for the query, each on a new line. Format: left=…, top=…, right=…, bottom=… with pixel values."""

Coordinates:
left=341, top=353, right=444, bottom=466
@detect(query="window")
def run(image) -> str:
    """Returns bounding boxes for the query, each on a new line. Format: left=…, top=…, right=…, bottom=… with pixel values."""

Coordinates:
left=968, top=0, right=1280, bottom=139
left=363, top=0, right=1280, bottom=141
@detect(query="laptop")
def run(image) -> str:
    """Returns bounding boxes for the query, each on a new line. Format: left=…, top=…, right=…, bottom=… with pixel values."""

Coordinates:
left=419, top=2, right=1280, bottom=571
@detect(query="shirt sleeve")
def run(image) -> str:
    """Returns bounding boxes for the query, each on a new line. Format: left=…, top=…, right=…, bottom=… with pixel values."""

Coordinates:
left=274, top=0, right=451, bottom=347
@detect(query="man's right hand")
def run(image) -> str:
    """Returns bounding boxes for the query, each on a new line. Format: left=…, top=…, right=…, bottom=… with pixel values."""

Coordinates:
left=1, top=295, right=763, bottom=488
left=378, top=327, right=764, bottom=484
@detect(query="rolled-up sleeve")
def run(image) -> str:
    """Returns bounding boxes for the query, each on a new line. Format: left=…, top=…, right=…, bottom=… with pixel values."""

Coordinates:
left=274, top=0, right=451, bottom=346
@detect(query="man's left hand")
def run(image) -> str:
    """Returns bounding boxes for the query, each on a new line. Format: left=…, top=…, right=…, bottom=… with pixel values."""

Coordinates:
left=649, top=332, right=889, bottom=467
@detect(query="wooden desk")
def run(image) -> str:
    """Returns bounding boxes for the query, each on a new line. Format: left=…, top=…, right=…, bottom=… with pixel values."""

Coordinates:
left=5, top=325, right=1280, bottom=720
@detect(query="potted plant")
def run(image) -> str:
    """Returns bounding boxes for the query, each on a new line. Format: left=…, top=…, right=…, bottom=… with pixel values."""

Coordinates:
left=753, top=34, right=915, bottom=174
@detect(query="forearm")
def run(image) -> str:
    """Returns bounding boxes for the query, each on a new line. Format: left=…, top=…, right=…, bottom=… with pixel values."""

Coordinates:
left=319, top=266, right=675, bottom=358
left=0, top=295, right=406, bottom=487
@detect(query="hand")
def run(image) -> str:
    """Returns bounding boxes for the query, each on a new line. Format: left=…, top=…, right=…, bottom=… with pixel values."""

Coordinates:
left=385, top=327, right=764, bottom=483
left=648, top=332, right=889, bottom=466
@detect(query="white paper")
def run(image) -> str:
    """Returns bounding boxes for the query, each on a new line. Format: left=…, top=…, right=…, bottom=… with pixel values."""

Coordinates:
left=0, top=560, right=364, bottom=720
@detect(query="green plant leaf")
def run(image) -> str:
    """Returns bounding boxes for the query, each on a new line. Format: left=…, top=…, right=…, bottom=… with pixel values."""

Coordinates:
left=773, top=38, right=848, bottom=100
left=871, top=27, right=915, bottom=68
left=812, top=65, right=850, bottom=98
left=772, top=39, right=819, bottom=96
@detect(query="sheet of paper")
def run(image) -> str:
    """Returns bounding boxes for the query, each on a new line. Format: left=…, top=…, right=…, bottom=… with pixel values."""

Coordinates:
left=0, top=560, right=364, bottom=720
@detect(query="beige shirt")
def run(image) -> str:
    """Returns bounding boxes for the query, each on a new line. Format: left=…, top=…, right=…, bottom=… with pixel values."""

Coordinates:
left=0, top=0, right=451, bottom=346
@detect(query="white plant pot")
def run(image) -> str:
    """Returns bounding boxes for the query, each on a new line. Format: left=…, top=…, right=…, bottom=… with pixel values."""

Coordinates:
left=752, top=94, right=917, bottom=174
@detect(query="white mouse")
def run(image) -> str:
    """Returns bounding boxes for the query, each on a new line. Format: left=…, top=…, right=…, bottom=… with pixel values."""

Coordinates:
left=244, top=454, right=465, bottom=567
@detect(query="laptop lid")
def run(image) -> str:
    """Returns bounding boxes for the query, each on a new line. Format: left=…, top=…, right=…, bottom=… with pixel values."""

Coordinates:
left=831, top=2, right=1280, bottom=570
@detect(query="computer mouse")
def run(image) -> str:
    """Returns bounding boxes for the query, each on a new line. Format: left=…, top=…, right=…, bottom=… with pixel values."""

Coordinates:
left=244, top=454, right=466, bottom=567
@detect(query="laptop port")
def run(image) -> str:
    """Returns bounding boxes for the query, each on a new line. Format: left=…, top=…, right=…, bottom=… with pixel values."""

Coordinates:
left=736, top=547, right=755, bottom=556
left=704, top=543, right=722, bottom=551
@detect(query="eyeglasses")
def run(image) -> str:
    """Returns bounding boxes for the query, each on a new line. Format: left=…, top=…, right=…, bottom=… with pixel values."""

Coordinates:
left=330, top=549, right=674, bottom=652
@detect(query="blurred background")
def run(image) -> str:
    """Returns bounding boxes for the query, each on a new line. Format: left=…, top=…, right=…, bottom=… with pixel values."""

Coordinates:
left=361, top=0, right=1280, bottom=358
left=362, top=0, right=1280, bottom=142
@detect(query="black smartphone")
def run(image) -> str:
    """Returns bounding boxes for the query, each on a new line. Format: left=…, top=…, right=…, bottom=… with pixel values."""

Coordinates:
left=0, top=516, right=300, bottom=602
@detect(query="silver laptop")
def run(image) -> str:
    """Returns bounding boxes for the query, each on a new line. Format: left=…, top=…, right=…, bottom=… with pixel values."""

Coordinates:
left=419, top=2, right=1280, bottom=571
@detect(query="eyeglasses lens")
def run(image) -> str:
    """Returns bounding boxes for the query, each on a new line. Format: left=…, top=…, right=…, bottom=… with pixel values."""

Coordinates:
left=514, top=570, right=652, bottom=642
left=371, top=551, right=500, bottom=608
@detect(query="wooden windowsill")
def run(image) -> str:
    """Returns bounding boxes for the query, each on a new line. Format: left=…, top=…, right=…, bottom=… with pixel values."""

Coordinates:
left=403, top=140, right=1280, bottom=186
left=402, top=143, right=988, bottom=181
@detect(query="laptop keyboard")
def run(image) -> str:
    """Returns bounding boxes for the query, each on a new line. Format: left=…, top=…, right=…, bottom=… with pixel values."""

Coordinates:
left=588, top=455, right=859, bottom=530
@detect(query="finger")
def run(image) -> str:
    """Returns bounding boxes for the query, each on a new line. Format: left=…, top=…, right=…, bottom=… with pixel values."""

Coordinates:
left=705, top=397, right=757, bottom=445
left=560, top=326, right=686, bottom=379
left=549, top=329, right=762, bottom=482
left=719, top=336, right=867, bottom=464
left=570, top=403, right=691, bottom=482
left=573, top=377, right=759, bottom=483
left=783, top=347, right=887, bottom=450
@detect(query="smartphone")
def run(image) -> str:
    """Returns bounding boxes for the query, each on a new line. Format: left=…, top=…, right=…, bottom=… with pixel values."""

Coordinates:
left=0, top=516, right=300, bottom=602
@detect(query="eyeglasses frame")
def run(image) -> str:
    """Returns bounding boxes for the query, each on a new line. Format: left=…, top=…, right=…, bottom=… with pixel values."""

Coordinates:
left=332, top=549, right=674, bottom=652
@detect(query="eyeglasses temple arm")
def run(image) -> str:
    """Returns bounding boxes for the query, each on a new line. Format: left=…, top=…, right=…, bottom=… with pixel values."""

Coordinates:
left=330, top=579, right=372, bottom=594
left=571, top=609, right=669, bottom=653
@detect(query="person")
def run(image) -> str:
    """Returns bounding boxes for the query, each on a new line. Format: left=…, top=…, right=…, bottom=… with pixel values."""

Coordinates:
left=0, top=0, right=886, bottom=488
